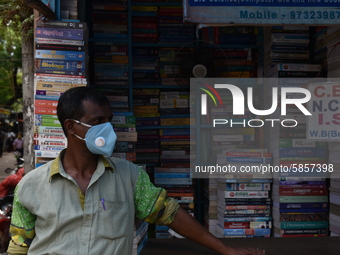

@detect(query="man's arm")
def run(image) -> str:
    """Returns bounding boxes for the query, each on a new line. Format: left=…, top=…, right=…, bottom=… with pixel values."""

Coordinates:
left=7, top=186, right=36, bottom=255
left=167, top=207, right=265, bottom=255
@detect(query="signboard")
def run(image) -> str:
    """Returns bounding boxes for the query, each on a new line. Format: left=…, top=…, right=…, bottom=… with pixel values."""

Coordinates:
left=184, top=1, right=340, bottom=25
left=307, top=81, right=340, bottom=141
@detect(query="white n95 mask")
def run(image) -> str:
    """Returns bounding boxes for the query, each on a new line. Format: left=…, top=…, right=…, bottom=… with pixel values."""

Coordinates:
left=73, top=120, right=117, bottom=156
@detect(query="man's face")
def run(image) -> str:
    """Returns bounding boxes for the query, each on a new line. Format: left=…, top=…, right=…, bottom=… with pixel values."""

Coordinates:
left=79, top=100, right=113, bottom=127
left=72, top=100, right=113, bottom=140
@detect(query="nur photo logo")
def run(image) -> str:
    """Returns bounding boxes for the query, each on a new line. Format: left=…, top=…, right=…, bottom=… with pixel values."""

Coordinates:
left=196, top=80, right=312, bottom=128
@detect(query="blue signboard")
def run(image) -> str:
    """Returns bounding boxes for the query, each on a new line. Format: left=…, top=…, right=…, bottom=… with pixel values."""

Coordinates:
left=184, top=1, right=340, bottom=25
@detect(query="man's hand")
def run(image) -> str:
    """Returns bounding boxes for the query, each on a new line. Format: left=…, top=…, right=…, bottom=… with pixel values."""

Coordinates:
left=168, top=207, right=265, bottom=255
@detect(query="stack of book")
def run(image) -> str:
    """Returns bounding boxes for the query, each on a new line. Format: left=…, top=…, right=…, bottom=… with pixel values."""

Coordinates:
left=91, top=0, right=128, bottom=40
left=153, top=165, right=193, bottom=239
left=158, top=6, right=196, bottom=44
left=34, top=20, right=88, bottom=167
left=312, top=26, right=340, bottom=78
left=131, top=5, right=158, bottom=43
left=266, top=63, right=321, bottom=79
left=60, top=0, right=78, bottom=20
left=324, top=27, right=340, bottom=78
left=150, top=90, right=194, bottom=238
left=203, top=178, right=219, bottom=236
left=100, top=88, right=129, bottom=113
left=201, top=26, right=258, bottom=46
left=90, top=0, right=129, bottom=89
left=111, top=112, right=137, bottom=162
left=133, top=89, right=160, bottom=173
left=132, top=218, right=149, bottom=255
left=263, top=26, right=311, bottom=74
left=158, top=47, right=193, bottom=86
left=328, top=143, right=340, bottom=236
left=312, top=26, right=327, bottom=71
left=215, top=150, right=273, bottom=238
left=132, top=48, right=160, bottom=86
left=92, top=42, right=129, bottom=87
left=271, top=139, right=329, bottom=237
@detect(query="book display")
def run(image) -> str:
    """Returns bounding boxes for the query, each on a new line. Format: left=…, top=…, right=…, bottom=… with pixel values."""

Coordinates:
left=34, top=20, right=89, bottom=167
left=215, top=151, right=273, bottom=238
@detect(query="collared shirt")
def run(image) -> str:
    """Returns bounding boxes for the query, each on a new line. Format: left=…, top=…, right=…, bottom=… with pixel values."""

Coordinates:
left=8, top=150, right=179, bottom=255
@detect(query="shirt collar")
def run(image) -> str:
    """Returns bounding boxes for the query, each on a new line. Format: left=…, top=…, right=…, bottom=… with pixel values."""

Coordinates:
left=49, top=149, right=114, bottom=182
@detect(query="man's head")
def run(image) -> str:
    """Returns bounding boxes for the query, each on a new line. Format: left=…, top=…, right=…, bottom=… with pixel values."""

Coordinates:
left=57, top=87, right=110, bottom=136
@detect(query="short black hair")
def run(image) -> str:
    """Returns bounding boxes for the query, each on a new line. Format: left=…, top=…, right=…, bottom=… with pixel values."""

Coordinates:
left=57, top=87, right=110, bottom=135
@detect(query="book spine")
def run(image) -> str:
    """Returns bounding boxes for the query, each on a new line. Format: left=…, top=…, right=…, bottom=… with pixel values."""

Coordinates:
left=34, top=126, right=64, bottom=135
left=36, top=44, right=85, bottom=51
left=225, top=205, right=271, bottom=210
left=280, top=228, right=328, bottom=235
left=279, top=148, right=328, bottom=157
left=154, top=173, right=191, bottom=178
left=280, top=221, right=329, bottom=229
left=35, top=38, right=85, bottom=46
left=225, top=183, right=271, bottom=191
left=36, top=20, right=87, bottom=29
left=225, top=157, right=272, bottom=164
left=278, top=188, right=327, bottom=196
left=154, top=178, right=192, bottom=185
left=35, top=95, right=60, bottom=101
left=278, top=196, right=328, bottom=203
left=224, top=191, right=269, bottom=198
left=35, top=27, right=85, bottom=40
left=223, top=217, right=272, bottom=222
left=35, top=50, right=85, bottom=61
left=35, top=81, right=86, bottom=91
left=278, top=202, right=328, bottom=210
left=35, top=59, right=86, bottom=72
left=222, top=228, right=270, bottom=236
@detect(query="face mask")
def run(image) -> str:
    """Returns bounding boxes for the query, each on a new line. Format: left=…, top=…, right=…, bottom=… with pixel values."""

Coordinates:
left=73, top=120, right=117, bottom=156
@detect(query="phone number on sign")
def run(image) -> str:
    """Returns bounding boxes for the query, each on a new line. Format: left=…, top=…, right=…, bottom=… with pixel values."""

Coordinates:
left=290, top=11, right=340, bottom=19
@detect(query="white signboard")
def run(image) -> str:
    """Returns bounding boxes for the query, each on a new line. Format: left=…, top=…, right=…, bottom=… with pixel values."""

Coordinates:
left=184, top=1, right=340, bottom=25
left=307, top=81, right=340, bottom=141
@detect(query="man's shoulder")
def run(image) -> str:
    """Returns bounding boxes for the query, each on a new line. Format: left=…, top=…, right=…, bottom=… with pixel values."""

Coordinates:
left=19, top=161, right=53, bottom=186
left=106, top=156, right=141, bottom=175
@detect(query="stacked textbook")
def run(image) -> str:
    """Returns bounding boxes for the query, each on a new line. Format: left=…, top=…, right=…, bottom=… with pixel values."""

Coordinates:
left=34, top=20, right=88, bottom=167
left=272, top=139, right=329, bottom=237
left=216, top=149, right=273, bottom=238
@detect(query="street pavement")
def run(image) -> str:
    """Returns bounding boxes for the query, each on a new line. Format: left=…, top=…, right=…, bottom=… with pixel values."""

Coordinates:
left=0, top=151, right=17, bottom=182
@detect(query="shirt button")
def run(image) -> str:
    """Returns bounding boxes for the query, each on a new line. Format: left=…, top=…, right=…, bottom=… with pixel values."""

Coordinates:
left=82, top=242, right=86, bottom=246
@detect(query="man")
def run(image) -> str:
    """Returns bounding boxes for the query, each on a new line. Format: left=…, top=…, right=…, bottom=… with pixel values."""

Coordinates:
left=0, top=129, right=5, bottom=157
left=12, top=132, right=24, bottom=164
left=8, top=87, right=264, bottom=255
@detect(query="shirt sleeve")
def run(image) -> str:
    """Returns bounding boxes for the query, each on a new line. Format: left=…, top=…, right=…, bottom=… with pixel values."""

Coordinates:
left=7, top=185, right=36, bottom=254
left=134, top=169, right=179, bottom=225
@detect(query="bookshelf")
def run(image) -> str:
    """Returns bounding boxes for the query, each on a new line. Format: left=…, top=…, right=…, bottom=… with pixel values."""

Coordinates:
left=82, top=0, right=263, bottom=238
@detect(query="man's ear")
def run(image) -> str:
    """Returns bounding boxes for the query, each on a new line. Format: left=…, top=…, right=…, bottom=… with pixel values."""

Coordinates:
left=64, top=119, right=76, bottom=135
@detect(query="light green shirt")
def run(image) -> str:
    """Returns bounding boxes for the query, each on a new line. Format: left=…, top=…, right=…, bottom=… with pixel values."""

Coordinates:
left=8, top=150, right=179, bottom=255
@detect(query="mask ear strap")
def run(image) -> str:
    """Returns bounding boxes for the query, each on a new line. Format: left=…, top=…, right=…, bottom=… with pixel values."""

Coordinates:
left=72, top=119, right=92, bottom=128
left=74, top=133, right=85, bottom=141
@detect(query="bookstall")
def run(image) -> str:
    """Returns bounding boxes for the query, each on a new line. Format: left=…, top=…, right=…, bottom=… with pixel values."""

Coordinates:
left=29, top=0, right=340, bottom=254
